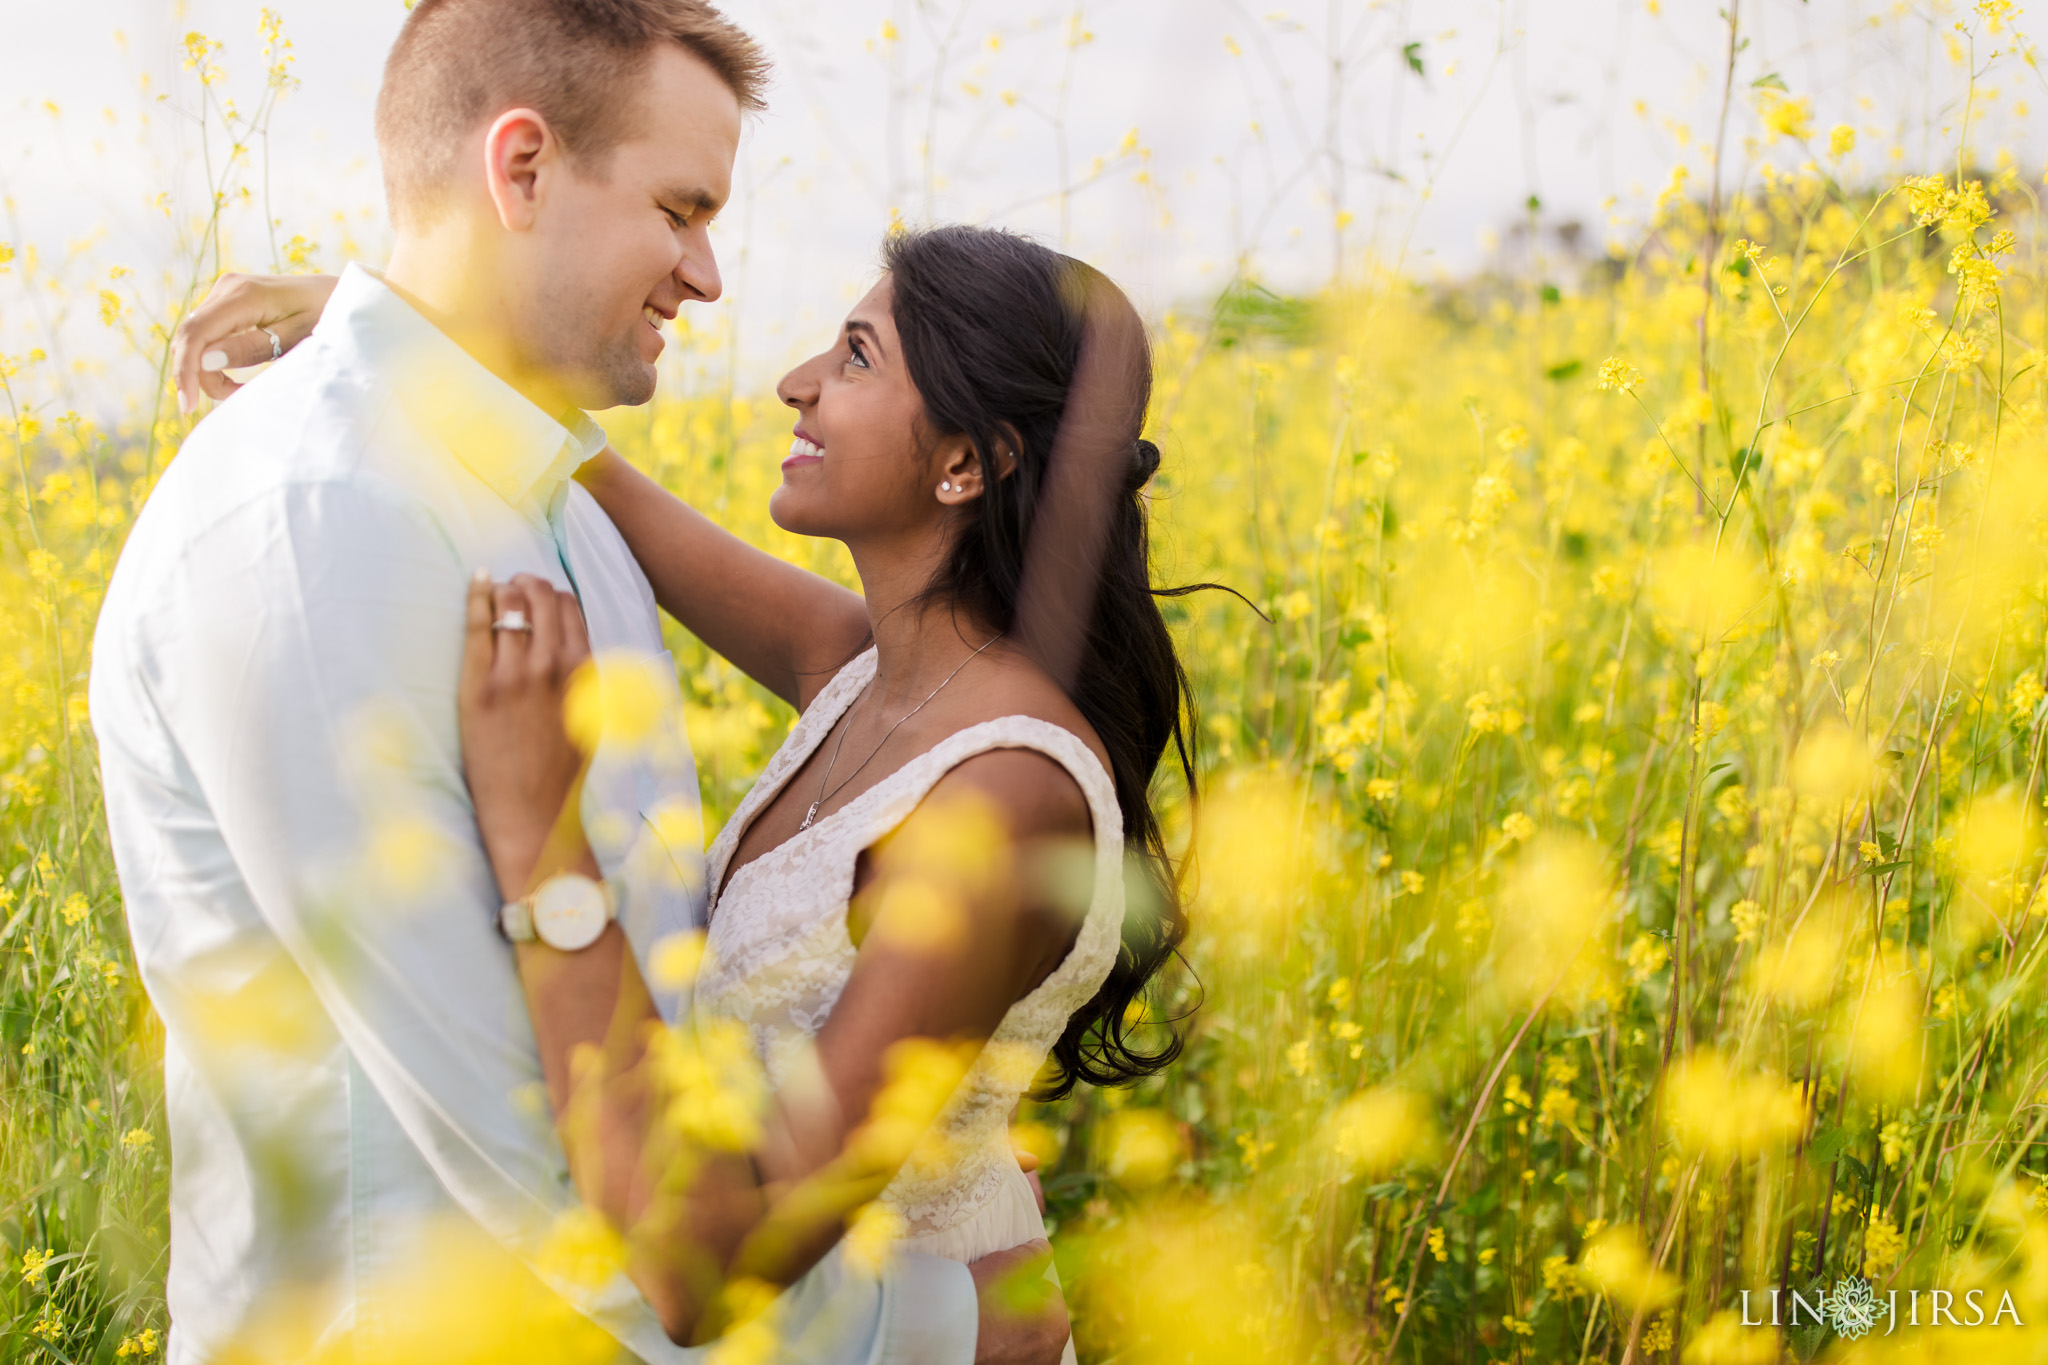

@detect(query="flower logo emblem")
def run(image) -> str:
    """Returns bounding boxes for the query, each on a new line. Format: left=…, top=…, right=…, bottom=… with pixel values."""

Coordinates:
left=1825, top=1275, right=1883, bottom=1339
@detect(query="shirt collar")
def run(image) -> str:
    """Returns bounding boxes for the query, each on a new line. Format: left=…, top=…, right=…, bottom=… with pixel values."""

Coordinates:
left=321, top=263, right=608, bottom=513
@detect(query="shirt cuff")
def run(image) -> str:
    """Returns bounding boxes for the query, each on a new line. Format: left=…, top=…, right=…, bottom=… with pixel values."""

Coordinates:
left=877, top=1253, right=977, bottom=1365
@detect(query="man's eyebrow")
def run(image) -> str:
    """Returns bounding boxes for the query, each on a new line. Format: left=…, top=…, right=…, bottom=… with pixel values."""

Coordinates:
left=661, top=186, right=722, bottom=214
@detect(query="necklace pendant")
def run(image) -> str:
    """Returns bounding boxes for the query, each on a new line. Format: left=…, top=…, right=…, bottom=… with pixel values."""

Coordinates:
left=798, top=801, right=820, bottom=832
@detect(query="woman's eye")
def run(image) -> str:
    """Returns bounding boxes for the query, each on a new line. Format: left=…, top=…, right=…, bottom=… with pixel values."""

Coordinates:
left=847, top=340, right=870, bottom=369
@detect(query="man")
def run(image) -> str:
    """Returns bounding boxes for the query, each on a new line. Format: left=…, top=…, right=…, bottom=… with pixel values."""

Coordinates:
left=94, top=2, right=1064, bottom=1361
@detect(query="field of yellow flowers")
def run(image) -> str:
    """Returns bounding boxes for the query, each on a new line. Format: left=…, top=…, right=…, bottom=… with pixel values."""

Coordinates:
left=7, top=6, right=2048, bottom=1362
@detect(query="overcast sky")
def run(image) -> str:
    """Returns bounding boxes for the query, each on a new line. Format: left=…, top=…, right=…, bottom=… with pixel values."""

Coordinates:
left=2, top=0, right=2039, bottom=407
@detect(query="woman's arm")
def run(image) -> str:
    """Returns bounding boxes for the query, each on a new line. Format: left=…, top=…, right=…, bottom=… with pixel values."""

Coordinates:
left=577, top=449, right=870, bottom=710
left=170, top=272, right=871, bottom=711
left=462, top=574, right=1081, bottom=1348
left=171, top=272, right=338, bottom=410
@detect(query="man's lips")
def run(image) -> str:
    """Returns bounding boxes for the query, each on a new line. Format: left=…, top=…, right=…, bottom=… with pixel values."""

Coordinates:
left=640, top=304, right=671, bottom=357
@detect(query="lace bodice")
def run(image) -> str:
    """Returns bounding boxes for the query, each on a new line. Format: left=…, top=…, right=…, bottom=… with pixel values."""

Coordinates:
left=693, top=648, right=1125, bottom=1236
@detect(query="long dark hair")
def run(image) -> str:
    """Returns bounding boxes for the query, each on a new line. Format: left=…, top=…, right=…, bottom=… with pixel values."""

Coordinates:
left=883, top=224, right=1194, bottom=1099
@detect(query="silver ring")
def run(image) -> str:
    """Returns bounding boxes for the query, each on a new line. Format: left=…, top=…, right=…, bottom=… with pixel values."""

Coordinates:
left=261, top=326, right=282, bottom=361
left=491, top=610, right=532, bottom=634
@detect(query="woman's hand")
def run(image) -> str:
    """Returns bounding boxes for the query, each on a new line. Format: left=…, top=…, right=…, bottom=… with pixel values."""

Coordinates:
left=172, top=272, right=338, bottom=413
left=459, top=571, right=594, bottom=901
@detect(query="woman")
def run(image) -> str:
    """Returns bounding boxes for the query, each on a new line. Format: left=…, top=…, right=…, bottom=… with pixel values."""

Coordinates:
left=174, top=225, right=1193, bottom=1351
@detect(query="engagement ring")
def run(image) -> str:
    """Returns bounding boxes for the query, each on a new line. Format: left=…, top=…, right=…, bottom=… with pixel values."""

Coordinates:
left=491, top=610, right=531, bottom=634
left=261, top=326, right=282, bottom=361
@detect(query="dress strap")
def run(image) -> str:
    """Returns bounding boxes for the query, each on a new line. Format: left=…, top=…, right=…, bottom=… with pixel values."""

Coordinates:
left=704, top=646, right=878, bottom=904
left=836, top=716, right=1130, bottom=1024
left=842, top=715, right=1125, bottom=860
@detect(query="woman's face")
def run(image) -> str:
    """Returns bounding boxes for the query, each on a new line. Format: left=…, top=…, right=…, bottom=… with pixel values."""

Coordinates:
left=770, top=277, right=960, bottom=545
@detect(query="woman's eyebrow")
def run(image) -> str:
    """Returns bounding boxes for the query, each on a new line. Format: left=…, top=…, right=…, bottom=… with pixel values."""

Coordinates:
left=844, top=318, right=885, bottom=359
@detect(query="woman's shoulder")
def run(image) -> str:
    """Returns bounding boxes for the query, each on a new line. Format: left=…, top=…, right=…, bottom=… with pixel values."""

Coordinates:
left=919, top=659, right=1114, bottom=841
left=957, top=650, right=1109, bottom=765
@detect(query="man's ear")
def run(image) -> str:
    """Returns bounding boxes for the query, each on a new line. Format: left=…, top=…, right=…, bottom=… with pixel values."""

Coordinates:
left=481, top=108, right=555, bottom=232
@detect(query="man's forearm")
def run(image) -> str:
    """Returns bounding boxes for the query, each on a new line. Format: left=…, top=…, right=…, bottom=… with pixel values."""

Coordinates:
left=512, top=920, right=730, bottom=1342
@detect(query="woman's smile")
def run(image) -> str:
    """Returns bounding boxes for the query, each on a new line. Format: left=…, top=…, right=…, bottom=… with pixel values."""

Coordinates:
left=783, top=427, right=825, bottom=471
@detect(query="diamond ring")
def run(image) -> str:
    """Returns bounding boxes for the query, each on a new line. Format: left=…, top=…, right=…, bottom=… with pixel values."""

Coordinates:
left=491, top=610, right=532, bottom=634
left=260, top=326, right=282, bottom=361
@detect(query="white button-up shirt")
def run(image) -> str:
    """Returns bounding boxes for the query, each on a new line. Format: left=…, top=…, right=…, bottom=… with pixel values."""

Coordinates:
left=91, top=265, right=974, bottom=1364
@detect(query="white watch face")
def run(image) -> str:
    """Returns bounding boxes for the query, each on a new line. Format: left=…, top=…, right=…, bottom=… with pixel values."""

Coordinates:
left=531, top=873, right=611, bottom=952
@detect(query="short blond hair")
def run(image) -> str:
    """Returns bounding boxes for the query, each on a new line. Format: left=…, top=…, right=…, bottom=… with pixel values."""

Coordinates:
left=375, top=0, right=769, bottom=228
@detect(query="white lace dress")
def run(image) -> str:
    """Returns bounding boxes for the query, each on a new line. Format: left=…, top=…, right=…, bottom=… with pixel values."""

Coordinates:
left=694, top=647, right=1122, bottom=1345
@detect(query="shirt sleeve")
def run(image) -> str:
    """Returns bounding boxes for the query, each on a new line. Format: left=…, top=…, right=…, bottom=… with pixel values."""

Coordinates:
left=140, top=479, right=977, bottom=1365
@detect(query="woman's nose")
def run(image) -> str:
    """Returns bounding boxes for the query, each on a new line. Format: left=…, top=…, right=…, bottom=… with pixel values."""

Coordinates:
left=775, top=355, right=822, bottom=409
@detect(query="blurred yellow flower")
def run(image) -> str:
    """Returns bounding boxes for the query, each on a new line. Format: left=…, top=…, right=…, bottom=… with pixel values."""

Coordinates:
left=648, top=929, right=708, bottom=990
left=536, top=1205, right=625, bottom=1292
left=1495, top=834, right=1613, bottom=1009
left=114, top=1328, right=161, bottom=1358
left=1757, top=90, right=1814, bottom=142
left=1683, top=1310, right=1778, bottom=1364
left=563, top=650, right=677, bottom=752
left=1105, top=1113, right=1187, bottom=1186
left=1790, top=721, right=1875, bottom=807
left=843, top=1199, right=907, bottom=1273
left=1577, top=1225, right=1678, bottom=1313
left=646, top=1017, right=770, bottom=1153
left=1326, top=1087, right=1439, bottom=1177
left=1596, top=357, right=1642, bottom=392
left=1664, top=1050, right=1803, bottom=1159
left=1863, top=1208, right=1906, bottom=1271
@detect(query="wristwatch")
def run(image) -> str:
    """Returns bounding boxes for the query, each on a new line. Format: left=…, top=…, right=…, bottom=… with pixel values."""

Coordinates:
left=500, top=871, right=614, bottom=951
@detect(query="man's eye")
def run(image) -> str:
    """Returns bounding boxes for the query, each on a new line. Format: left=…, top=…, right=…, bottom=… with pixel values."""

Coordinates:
left=664, top=207, right=687, bottom=228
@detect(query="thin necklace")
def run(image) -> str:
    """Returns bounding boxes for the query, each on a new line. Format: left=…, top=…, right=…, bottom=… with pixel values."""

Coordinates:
left=798, top=633, right=1003, bottom=832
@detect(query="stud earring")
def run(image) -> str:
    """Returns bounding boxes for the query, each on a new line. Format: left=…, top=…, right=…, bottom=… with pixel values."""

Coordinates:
left=940, top=481, right=955, bottom=493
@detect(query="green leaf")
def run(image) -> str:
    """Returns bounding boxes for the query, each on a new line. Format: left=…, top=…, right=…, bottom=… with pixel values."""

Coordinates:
left=1545, top=358, right=1582, bottom=382
left=1751, top=71, right=1788, bottom=91
left=1460, top=1184, right=1503, bottom=1217
left=1729, top=447, right=1758, bottom=489
left=1403, top=41, right=1425, bottom=76
left=1808, top=1126, right=1852, bottom=1166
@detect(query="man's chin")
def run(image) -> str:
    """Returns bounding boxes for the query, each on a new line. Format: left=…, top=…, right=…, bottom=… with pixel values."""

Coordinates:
left=571, top=360, right=658, bottom=412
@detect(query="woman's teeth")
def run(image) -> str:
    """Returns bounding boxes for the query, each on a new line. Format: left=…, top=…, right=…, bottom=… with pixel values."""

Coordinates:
left=789, top=436, right=824, bottom=459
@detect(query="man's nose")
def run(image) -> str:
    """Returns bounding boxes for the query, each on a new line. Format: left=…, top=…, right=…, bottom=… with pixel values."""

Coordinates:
left=677, top=231, right=723, bottom=305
